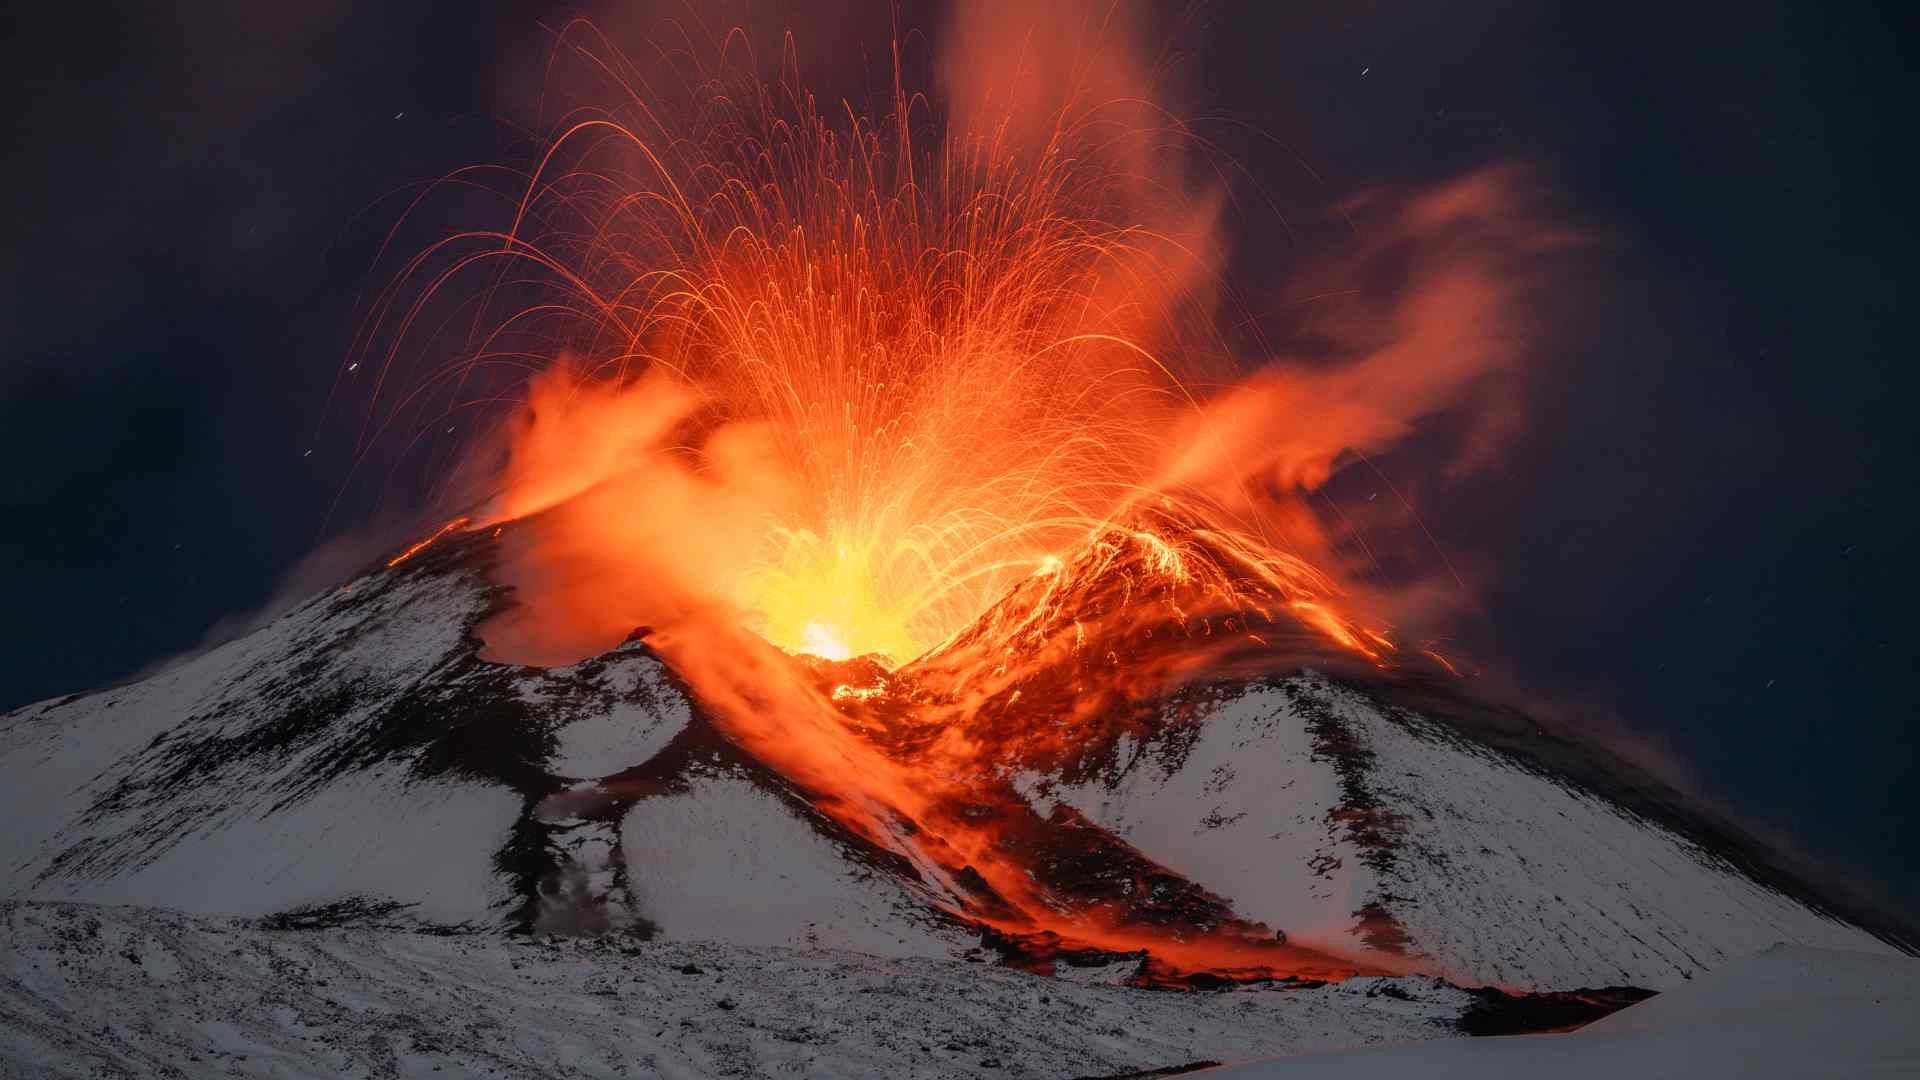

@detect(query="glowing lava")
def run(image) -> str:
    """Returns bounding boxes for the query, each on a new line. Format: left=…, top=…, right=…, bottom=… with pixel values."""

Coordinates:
left=799, top=619, right=853, bottom=663
left=386, top=516, right=468, bottom=569
left=745, top=534, right=921, bottom=663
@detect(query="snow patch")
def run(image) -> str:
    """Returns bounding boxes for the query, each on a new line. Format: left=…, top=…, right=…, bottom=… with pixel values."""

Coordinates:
left=541, top=653, right=690, bottom=779
left=620, top=772, right=966, bottom=958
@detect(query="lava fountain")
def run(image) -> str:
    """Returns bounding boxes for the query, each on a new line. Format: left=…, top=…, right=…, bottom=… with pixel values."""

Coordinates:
left=358, top=8, right=1570, bottom=983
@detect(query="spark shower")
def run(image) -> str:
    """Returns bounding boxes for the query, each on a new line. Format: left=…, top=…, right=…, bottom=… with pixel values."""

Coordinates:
left=358, top=6, right=1572, bottom=980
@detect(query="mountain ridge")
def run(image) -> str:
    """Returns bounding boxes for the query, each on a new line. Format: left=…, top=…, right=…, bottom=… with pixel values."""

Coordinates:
left=2, top=518, right=1908, bottom=999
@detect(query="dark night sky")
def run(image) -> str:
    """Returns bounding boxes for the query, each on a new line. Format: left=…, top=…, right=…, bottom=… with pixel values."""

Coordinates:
left=2, top=3, right=1913, bottom=914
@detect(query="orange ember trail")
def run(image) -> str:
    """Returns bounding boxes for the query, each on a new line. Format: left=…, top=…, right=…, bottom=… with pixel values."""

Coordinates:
left=386, top=516, right=469, bottom=568
left=359, top=11, right=1561, bottom=983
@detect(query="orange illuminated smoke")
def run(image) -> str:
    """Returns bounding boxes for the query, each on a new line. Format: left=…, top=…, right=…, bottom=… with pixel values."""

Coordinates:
left=362, top=9, right=1566, bottom=983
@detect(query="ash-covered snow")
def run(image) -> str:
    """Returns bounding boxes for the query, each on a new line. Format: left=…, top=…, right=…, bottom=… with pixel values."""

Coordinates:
left=1198, top=943, right=1920, bottom=1079
left=536, top=652, right=689, bottom=780
left=1011, top=683, right=1368, bottom=953
left=29, top=763, right=518, bottom=925
left=1330, top=677, right=1895, bottom=988
left=0, top=544, right=980, bottom=959
left=0, top=566, right=520, bottom=923
left=619, top=773, right=968, bottom=958
left=1022, top=673, right=1898, bottom=989
left=0, top=900, right=1476, bottom=1079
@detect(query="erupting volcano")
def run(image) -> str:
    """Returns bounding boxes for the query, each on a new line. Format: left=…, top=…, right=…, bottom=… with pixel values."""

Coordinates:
left=352, top=10, right=1562, bottom=675
left=335, top=15, right=1582, bottom=983
left=7, top=4, right=1919, bottom=1077
left=8, top=4, right=1919, bottom=1076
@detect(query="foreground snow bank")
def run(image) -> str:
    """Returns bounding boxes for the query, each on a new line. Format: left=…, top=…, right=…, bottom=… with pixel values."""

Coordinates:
left=0, top=901, right=1475, bottom=1079
left=1201, top=943, right=1920, bottom=1079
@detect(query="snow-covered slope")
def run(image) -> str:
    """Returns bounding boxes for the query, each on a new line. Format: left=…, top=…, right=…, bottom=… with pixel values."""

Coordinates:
left=0, top=536, right=956, bottom=957
left=0, top=562, right=517, bottom=925
left=614, top=773, right=959, bottom=957
left=1200, top=944, right=1920, bottom=1079
left=1018, top=674, right=1899, bottom=989
left=0, top=900, right=1478, bottom=1079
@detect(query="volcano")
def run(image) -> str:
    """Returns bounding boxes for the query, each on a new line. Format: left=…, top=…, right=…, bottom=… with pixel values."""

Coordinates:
left=6, top=518, right=1917, bottom=1074
left=3, top=519, right=1907, bottom=995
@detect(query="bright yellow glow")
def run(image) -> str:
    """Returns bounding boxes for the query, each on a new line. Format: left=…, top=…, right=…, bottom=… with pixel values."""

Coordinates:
left=741, top=529, right=924, bottom=663
left=800, top=621, right=853, bottom=662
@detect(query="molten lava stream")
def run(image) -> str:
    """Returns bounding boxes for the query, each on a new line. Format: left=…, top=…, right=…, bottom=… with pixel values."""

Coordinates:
left=639, top=611, right=1391, bottom=985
